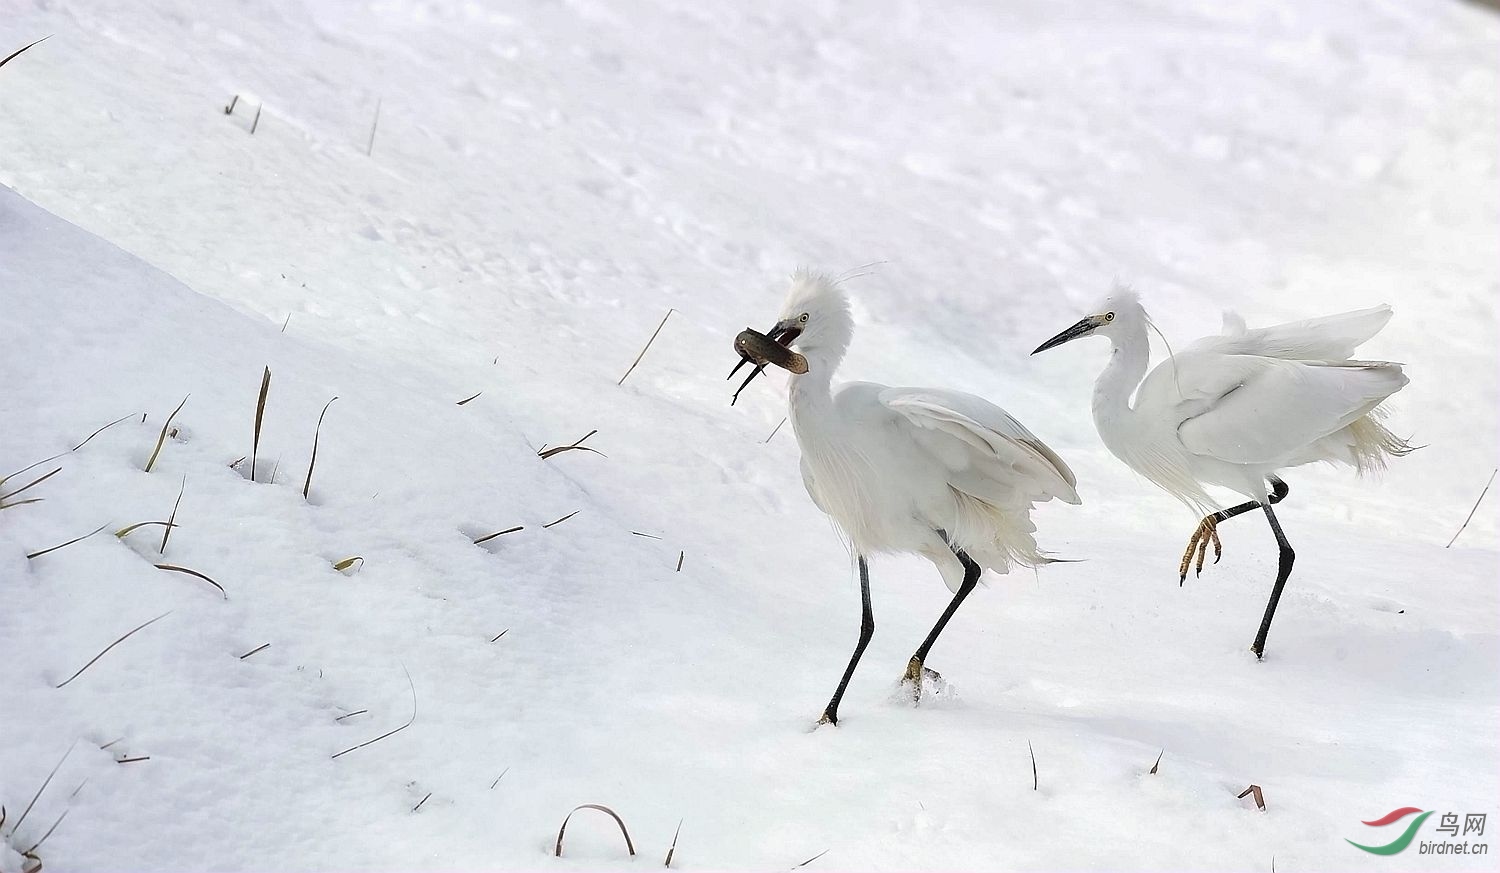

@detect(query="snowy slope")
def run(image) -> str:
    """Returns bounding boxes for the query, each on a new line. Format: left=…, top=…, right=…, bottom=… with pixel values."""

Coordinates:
left=2, top=0, right=1498, bottom=870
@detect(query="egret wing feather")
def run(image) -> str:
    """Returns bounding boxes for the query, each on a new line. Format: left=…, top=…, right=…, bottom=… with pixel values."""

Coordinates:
left=1174, top=357, right=1408, bottom=464
left=1189, top=305, right=1393, bottom=361
left=878, top=387, right=1080, bottom=505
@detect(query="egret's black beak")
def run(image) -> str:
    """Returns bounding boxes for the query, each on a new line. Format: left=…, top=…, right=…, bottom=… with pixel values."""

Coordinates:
left=1032, top=315, right=1107, bottom=355
left=729, top=320, right=806, bottom=405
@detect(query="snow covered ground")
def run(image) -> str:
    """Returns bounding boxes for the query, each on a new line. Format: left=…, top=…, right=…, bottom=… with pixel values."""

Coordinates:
left=1, top=0, right=1497, bottom=870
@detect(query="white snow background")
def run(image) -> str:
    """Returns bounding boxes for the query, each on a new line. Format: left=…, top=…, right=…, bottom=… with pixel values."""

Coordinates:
left=1, top=0, right=1497, bottom=870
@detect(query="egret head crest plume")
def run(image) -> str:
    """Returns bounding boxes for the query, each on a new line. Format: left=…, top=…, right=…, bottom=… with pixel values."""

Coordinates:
left=776, top=268, right=854, bottom=363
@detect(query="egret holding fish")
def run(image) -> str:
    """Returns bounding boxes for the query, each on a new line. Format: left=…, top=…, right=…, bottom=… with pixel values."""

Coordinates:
left=731, top=270, right=1080, bottom=725
left=1033, top=290, right=1413, bottom=657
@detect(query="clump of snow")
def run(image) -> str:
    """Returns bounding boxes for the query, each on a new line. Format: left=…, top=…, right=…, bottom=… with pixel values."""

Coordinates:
left=1, top=0, right=1497, bottom=870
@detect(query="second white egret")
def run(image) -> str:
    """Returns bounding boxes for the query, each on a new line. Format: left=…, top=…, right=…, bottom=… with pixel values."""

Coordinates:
left=1033, top=290, right=1413, bottom=657
left=731, top=270, right=1080, bottom=725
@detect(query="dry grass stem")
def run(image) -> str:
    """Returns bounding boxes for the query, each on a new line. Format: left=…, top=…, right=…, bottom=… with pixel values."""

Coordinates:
left=538, top=430, right=603, bottom=459
left=144, top=395, right=189, bottom=473
left=26, top=524, right=109, bottom=560
left=72, top=413, right=134, bottom=451
left=154, top=564, right=227, bottom=599
left=0, top=467, right=61, bottom=509
left=331, top=666, right=416, bottom=759
left=114, top=520, right=178, bottom=539
left=0, top=35, right=50, bottom=71
left=7, top=742, right=74, bottom=837
left=251, top=367, right=271, bottom=481
left=664, top=818, right=683, bottom=867
left=238, top=643, right=271, bottom=660
left=618, top=308, right=675, bottom=385
left=543, top=510, right=580, bottom=529
left=472, top=527, right=523, bottom=544
left=55, top=612, right=171, bottom=688
left=302, top=397, right=337, bottom=499
left=1447, top=468, right=1497, bottom=548
left=457, top=391, right=482, bottom=405
left=794, top=849, right=830, bottom=868
left=160, top=476, right=186, bottom=553
left=554, top=804, right=636, bottom=857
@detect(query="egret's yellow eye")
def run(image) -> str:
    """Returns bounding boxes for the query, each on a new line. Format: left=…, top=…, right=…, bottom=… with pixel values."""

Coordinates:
left=799, top=313, right=810, bottom=323
left=1104, top=312, right=1115, bottom=322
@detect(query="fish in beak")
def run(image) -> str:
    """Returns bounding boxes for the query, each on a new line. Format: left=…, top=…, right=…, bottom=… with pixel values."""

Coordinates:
left=1032, top=314, right=1110, bottom=355
left=729, top=320, right=807, bottom=405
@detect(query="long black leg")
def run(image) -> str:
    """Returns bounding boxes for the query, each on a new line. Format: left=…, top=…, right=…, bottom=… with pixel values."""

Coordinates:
left=903, top=546, right=982, bottom=689
left=819, top=556, right=873, bottom=726
left=1180, top=477, right=1290, bottom=582
left=1214, top=476, right=1290, bottom=525
left=1250, top=502, right=1296, bottom=658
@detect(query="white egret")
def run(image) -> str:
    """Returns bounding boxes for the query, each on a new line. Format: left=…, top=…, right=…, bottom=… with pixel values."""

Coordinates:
left=1033, top=290, right=1413, bottom=657
left=730, top=270, right=1080, bottom=725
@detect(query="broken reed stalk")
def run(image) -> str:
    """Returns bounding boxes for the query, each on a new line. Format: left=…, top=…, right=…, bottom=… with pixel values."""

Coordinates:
left=224, top=94, right=238, bottom=114
left=456, top=391, right=482, bottom=406
left=251, top=367, right=271, bottom=482
left=154, top=564, right=226, bottom=599
left=333, top=556, right=364, bottom=572
left=617, top=308, right=674, bottom=385
left=55, top=612, right=171, bottom=688
left=538, top=430, right=603, bottom=459
left=8, top=742, right=74, bottom=836
left=473, top=526, right=523, bottom=545
left=542, top=510, right=579, bottom=529
left=1446, top=468, right=1496, bottom=548
left=281, top=313, right=291, bottom=332
left=489, top=767, right=509, bottom=789
left=72, top=412, right=134, bottom=451
left=1149, top=749, right=1163, bottom=775
left=764, top=417, right=787, bottom=443
left=331, top=666, right=416, bottom=759
left=554, top=804, right=635, bottom=857
left=26, top=524, right=109, bottom=560
left=144, top=395, right=189, bottom=473
left=411, top=792, right=431, bottom=812
left=302, top=397, right=338, bottom=499
left=250, top=103, right=262, bottom=135
left=0, top=35, right=50, bottom=72
left=664, top=818, right=683, bottom=867
left=238, top=643, right=270, bottom=659
left=366, top=98, right=381, bottom=156
left=160, top=475, right=186, bottom=553
left=490, top=629, right=509, bottom=643
left=794, top=848, right=830, bottom=868
left=335, top=710, right=367, bottom=721
left=1238, top=784, right=1266, bottom=811
left=1028, top=741, right=1038, bottom=791
left=676, top=551, right=684, bottom=572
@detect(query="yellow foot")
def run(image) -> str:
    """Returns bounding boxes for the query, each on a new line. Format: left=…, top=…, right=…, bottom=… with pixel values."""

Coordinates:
left=1178, top=515, right=1223, bottom=584
left=900, top=656, right=944, bottom=704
